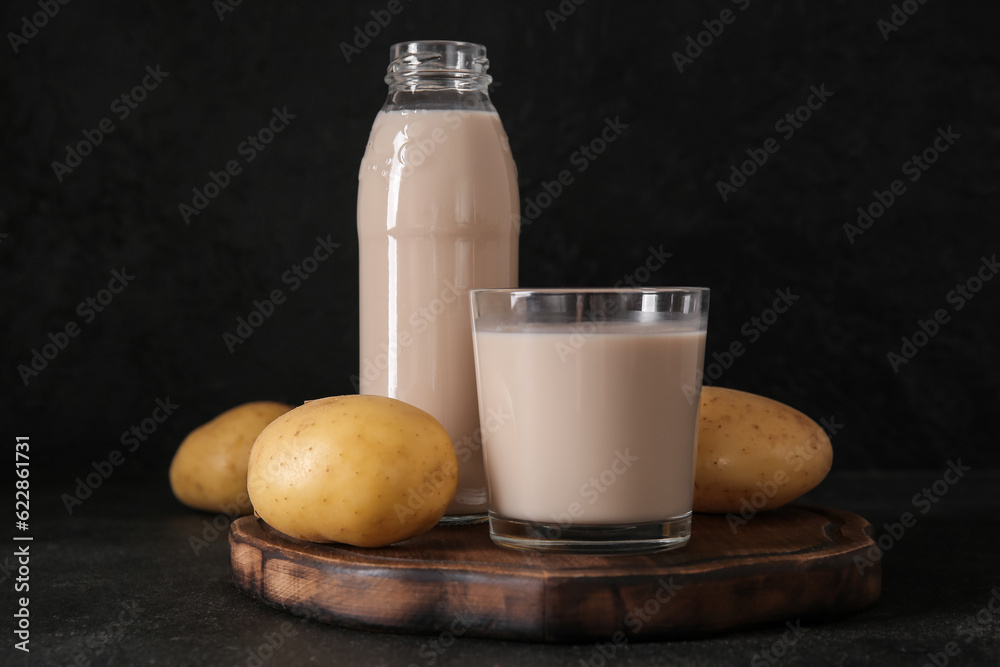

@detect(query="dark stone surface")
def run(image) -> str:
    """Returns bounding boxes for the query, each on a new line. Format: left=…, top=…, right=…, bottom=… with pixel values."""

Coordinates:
left=1, top=0, right=997, bottom=474
left=6, top=470, right=1000, bottom=666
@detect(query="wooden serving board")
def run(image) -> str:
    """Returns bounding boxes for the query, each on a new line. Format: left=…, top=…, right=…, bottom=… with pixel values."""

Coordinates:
left=229, top=505, right=880, bottom=643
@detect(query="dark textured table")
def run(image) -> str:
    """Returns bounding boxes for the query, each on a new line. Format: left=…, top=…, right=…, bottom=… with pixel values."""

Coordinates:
left=7, top=469, right=999, bottom=666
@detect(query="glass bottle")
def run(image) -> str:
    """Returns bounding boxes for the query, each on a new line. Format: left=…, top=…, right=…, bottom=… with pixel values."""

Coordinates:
left=357, top=41, right=519, bottom=523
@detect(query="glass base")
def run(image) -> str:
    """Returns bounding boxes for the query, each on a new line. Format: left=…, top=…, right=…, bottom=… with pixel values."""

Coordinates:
left=488, top=512, right=691, bottom=554
left=438, top=512, right=488, bottom=526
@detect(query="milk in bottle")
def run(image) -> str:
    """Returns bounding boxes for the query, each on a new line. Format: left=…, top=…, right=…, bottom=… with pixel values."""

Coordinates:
left=357, top=41, right=519, bottom=522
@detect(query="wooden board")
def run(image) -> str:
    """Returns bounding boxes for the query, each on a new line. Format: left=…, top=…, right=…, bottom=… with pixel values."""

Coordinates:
left=229, top=505, right=880, bottom=643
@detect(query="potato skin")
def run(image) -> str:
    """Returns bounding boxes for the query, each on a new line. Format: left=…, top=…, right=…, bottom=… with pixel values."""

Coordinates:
left=170, top=401, right=293, bottom=514
left=693, top=387, right=832, bottom=514
left=247, top=395, right=458, bottom=547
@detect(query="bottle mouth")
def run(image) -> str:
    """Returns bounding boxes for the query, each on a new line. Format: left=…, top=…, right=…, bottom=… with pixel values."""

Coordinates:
left=386, top=40, right=492, bottom=86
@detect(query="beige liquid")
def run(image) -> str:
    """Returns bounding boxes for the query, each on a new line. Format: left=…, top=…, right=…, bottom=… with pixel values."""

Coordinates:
left=473, top=325, right=706, bottom=524
left=357, top=109, right=519, bottom=515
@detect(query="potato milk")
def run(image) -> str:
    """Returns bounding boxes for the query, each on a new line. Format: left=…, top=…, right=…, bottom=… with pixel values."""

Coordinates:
left=473, top=325, right=706, bottom=524
left=358, top=109, right=519, bottom=516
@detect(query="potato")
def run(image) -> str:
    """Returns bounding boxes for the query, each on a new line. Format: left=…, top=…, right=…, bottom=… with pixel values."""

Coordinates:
left=170, top=401, right=293, bottom=514
left=693, top=387, right=832, bottom=514
left=247, top=395, right=458, bottom=547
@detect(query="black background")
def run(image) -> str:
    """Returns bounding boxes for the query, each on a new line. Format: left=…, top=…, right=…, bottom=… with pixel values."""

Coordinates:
left=2, top=0, right=997, bottom=479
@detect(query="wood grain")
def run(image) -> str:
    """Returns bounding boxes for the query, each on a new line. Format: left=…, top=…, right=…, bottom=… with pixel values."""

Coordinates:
left=229, top=505, right=880, bottom=642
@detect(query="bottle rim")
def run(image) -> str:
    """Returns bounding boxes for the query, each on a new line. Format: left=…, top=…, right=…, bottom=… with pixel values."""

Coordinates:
left=386, top=40, right=491, bottom=82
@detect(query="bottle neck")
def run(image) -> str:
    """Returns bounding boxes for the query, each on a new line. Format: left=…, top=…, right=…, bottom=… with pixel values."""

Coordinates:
left=382, top=41, right=495, bottom=112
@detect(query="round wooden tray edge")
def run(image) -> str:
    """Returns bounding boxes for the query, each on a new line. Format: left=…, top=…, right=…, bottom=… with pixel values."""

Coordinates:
left=229, top=505, right=882, bottom=643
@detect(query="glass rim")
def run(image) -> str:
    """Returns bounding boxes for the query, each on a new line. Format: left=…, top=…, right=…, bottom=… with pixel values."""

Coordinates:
left=471, top=287, right=709, bottom=296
